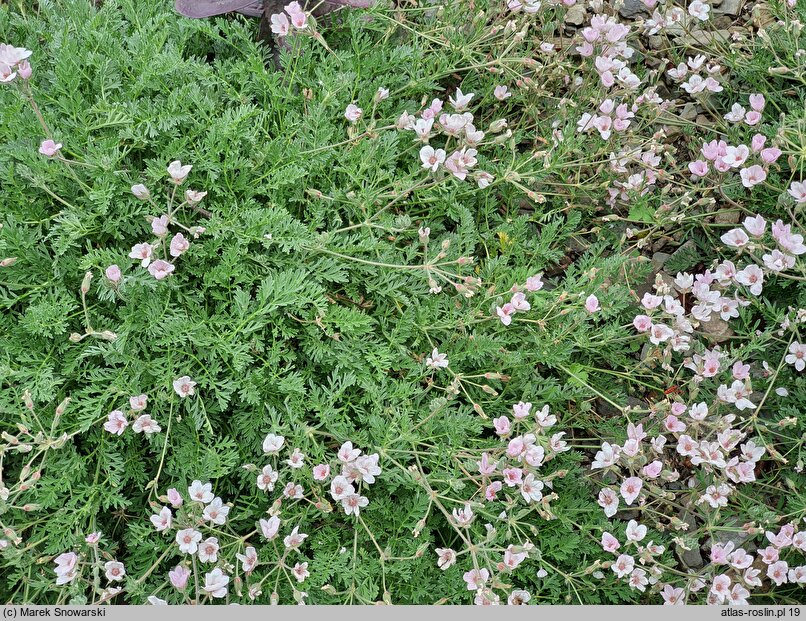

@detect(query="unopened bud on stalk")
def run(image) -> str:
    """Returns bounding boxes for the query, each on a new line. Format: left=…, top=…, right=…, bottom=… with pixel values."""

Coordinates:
left=2, top=432, right=18, bottom=445
left=440, top=239, right=451, bottom=251
left=489, top=119, right=508, bottom=133
left=81, top=271, right=93, bottom=294
left=97, top=331, right=118, bottom=341
left=0, top=257, right=17, bottom=267
left=55, top=397, right=71, bottom=419
left=69, top=333, right=84, bottom=343
left=23, top=390, right=34, bottom=411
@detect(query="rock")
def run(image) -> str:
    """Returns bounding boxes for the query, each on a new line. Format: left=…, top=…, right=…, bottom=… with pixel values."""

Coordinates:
left=676, top=511, right=705, bottom=569
left=618, top=0, right=649, bottom=18
left=669, top=239, right=698, bottom=267
left=647, top=36, right=664, bottom=50
left=700, top=316, right=734, bottom=343
left=707, top=520, right=756, bottom=554
left=715, top=0, right=741, bottom=15
left=681, top=103, right=698, bottom=121
left=564, top=4, right=586, bottom=25
left=713, top=15, right=733, bottom=29
left=652, top=252, right=672, bottom=271
left=695, top=114, right=713, bottom=126
left=677, top=29, right=731, bottom=47
left=714, top=209, right=742, bottom=224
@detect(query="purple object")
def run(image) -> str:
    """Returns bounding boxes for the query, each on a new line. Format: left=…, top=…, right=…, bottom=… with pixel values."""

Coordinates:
left=175, top=0, right=265, bottom=18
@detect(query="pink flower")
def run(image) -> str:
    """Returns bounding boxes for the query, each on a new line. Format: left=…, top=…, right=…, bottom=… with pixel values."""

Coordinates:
left=598, top=487, right=619, bottom=517
left=131, top=184, right=151, bottom=200
left=286, top=3, right=308, bottom=29
left=512, top=401, right=532, bottom=419
left=632, top=315, right=652, bottom=332
left=661, top=584, right=685, bottom=605
left=688, top=160, right=708, bottom=177
left=720, top=228, right=749, bottom=248
left=493, top=415, right=511, bottom=436
left=768, top=561, right=789, bottom=586
left=494, top=85, right=511, bottom=100
left=169, top=565, right=190, bottom=590
left=419, top=145, right=446, bottom=172
left=601, top=532, right=620, bottom=553
left=270, top=12, right=290, bottom=35
left=612, top=554, right=634, bottom=578
left=436, top=548, right=456, bottom=570
left=625, top=520, right=647, bottom=542
left=85, top=532, right=102, bottom=544
left=17, top=59, right=32, bottom=80
left=751, top=134, right=767, bottom=152
left=151, top=214, right=169, bottom=236
left=38, top=139, right=62, bottom=157
left=749, top=93, right=765, bottom=112
left=620, top=477, right=643, bottom=505
left=169, top=233, right=190, bottom=257
left=525, top=274, right=544, bottom=291
left=105, top=265, right=121, bottom=283
left=463, top=567, right=489, bottom=590
left=313, top=464, right=330, bottom=481
left=744, top=111, right=762, bottom=126
left=485, top=481, right=502, bottom=501
left=259, top=516, right=281, bottom=540
left=129, top=243, right=153, bottom=267
left=103, top=410, right=128, bottom=435
left=167, top=488, right=183, bottom=508
left=132, top=414, right=161, bottom=434
left=788, top=181, right=806, bottom=203
left=585, top=294, right=600, bottom=313
left=148, top=259, right=175, bottom=280
left=743, top=214, right=766, bottom=237
left=167, top=160, right=192, bottom=184
left=173, top=376, right=196, bottom=398
left=150, top=506, right=172, bottom=531
left=760, top=147, right=781, bottom=164
left=344, top=104, right=362, bottom=123
left=496, top=303, right=515, bottom=326
left=740, top=165, right=766, bottom=188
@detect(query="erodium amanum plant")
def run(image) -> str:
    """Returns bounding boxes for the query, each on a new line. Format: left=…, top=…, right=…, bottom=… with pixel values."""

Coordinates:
left=1, top=0, right=805, bottom=606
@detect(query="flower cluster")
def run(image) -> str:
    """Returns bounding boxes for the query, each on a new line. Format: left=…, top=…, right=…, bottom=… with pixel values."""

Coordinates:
left=126, top=161, right=206, bottom=282
left=103, top=394, right=161, bottom=436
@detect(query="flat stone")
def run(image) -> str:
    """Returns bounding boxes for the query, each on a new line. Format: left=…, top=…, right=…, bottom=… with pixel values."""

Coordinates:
left=700, top=316, right=734, bottom=343
left=677, top=29, right=731, bottom=47
left=681, top=103, right=698, bottom=121
left=652, top=252, right=672, bottom=271
left=618, top=0, right=649, bottom=18
left=564, top=4, right=586, bottom=25
left=714, top=209, right=742, bottom=224
left=715, top=0, right=741, bottom=15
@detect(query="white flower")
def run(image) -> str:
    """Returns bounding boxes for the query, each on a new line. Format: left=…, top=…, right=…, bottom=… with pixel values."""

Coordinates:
left=262, top=433, right=285, bottom=454
left=425, top=348, right=449, bottom=370
left=197, top=537, right=220, bottom=563
left=344, top=104, right=362, bottom=122
left=260, top=516, right=281, bottom=540
left=150, top=506, right=172, bottom=532
left=104, top=561, right=126, bottom=582
left=688, top=0, right=710, bottom=20
left=175, top=528, right=202, bottom=554
left=203, top=497, right=230, bottom=525
left=173, top=376, right=196, bottom=398
left=167, top=160, right=192, bottom=184
left=188, top=480, right=214, bottom=504
left=203, top=568, right=229, bottom=598
left=449, top=87, right=474, bottom=112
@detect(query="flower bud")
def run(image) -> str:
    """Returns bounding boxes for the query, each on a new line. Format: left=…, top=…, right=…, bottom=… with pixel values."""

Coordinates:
left=81, top=271, right=93, bottom=294
left=489, top=119, right=508, bottom=133
left=0, top=257, right=17, bottom=267
left=131, top=184, right=151, bottom=200
left=69, top=333, right=84, bottom=343
left=18, top=60, right=32, bottom=80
